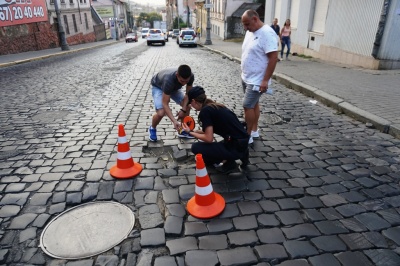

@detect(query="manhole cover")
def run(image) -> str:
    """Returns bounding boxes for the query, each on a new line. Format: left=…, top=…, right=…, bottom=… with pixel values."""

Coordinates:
left=40, top=201, right=135, bottom=259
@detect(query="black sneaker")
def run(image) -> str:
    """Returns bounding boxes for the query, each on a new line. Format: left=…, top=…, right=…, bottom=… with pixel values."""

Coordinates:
left=241, top=149, right=249, bottom=167
left=215, top=160, right=237, bottom=174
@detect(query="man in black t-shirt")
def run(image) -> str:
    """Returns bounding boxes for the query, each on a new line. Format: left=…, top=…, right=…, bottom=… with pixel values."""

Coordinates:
left=148, top=65, right=195, bottom=141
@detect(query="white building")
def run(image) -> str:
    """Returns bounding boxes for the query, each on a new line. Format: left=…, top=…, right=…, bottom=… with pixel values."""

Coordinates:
left=264, top=0, right=400, bottom=69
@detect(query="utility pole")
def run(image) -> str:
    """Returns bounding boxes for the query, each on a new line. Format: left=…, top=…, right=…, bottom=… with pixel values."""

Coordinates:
left=54, top=0, right=69, bottom=50
left=204, top=0, right=212, bottom=44
left=112, top=0, right=119, bottom=40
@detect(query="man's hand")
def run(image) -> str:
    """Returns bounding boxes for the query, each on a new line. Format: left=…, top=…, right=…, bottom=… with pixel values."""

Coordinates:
left=173, top=120, right=181, bottom=131
left=176, top=109, right=186, bottom=120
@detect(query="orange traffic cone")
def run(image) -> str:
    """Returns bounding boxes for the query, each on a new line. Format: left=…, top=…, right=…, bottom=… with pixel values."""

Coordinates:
left=110, top=124, right=142, bottom=179
left=187, top=154, right=225, bottom=219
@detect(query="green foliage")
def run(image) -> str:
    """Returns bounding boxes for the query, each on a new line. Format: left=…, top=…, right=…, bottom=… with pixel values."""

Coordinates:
left=173, top=17, right=186, bottom=29
left=136, top=12, right=162, bottom=27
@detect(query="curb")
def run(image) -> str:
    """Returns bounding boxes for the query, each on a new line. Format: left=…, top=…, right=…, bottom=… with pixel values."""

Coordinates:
left=0, top=40, right=119, bottom=69
left=199, top=43, right=400, bottom=139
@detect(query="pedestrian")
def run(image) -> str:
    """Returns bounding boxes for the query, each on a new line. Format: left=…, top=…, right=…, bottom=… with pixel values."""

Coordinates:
left=271, top=18, right=280, bottom=36
left=181, top=86, right=250, bottom=174
left=280, top=19, right=291, bottom=60
left=148, top=65, right=195, bottom=142
left=241, top=9, right=278, bottom=144
left=271, top=18, right=281, bottom=62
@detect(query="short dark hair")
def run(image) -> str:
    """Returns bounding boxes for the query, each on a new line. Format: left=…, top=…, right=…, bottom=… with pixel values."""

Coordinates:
left=177, top=65, right=192, bottom=79
left=244, top=9, right=259, bottom=19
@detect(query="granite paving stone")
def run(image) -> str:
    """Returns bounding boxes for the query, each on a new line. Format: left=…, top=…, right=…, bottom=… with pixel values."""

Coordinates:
left=354, top=212, right=391, bottom=231
left=254, top=244, right=288, bottom=261
left=257, top=214, right=281, bottom=227
left=140, top=228, right=165, bottom=246
left=381, top=227, right=400, bottom=245
left=198, top=234, right=228, bottom=250
left=275, top=210, right=303, bottom=225
left=310, top=235, right=347, bottom=252
left=257, top=228, right=285, bottom=244
left=184, top=222, right=209, bottom=236
left=340, top=218, right=369, bottom=232
left=297, top=196, right=324, bottom=208
left=363, top=248, right=400, bottom=266
left=7, top=213, right=37, bottom=229
left=227, top=230, right=258, bottom=246
left=154, top=256, right=178, bottom=266
left=217, top=246, right=258, bottom=266
left=314, top=220, right=349, bottom=235
left=319, top=194, right=348, bottom=207
left=320, top=207, right=344, bottom=220
left=218, top=203, right=240, bottom=218
left=281, top=223, right=321, bottom=239
left=339, top=233, right=374, bottom=250
left=259, top=200, right=280, bottom=213
left=276, top=198, right=300, bottom=210
left=276, top=259, right=310, bottom=266
left=0, top=205, right=21, bottom=218
left=283, top=240, right=319, bottom=259
left=185, top=250, right=219, bottom=266
left=308, top=253, right=341, bottom=266
left=164, top=216, right=183, bottom=235
left=237, top=201, right=263, bottom=215
left=233, top=215, right=258, bottom=230
left=335, top=251, right=374, bottom=266
left=166, top=237, right=198, bottom=255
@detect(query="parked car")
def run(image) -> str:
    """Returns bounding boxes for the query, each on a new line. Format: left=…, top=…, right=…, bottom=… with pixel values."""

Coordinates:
left=168, top=30, right=173, bottom=37
left=146, top=29, right=165, bottom=46
left=141, top=28, right=149, bottom=38
left=125, top=32, right=138, bottom=43
left=172, top=29, right=180, bottom=39
left=177, top=29, right=197, bottom=47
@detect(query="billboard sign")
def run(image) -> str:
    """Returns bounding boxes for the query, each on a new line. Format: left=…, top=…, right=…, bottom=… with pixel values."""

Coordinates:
left=0, top=0, right=48, bottom=27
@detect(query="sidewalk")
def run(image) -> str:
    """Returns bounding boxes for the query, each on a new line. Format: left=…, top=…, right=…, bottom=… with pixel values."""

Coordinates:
left=198, top=33, right=400, bottom=140
left=1, top=35, right=399, bottom=139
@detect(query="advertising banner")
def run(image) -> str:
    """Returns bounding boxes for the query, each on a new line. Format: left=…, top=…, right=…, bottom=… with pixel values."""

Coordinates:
left=0, top=0, right=48, bottom=27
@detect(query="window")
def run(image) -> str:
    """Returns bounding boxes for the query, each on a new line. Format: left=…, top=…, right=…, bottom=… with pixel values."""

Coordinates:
left=69, top=0, right=73, bottom=3
left=311, top=0, right=329, bottom=33
left=63, top=15, right=69, bottom=34
left=84, top=13, right=89, bottom=29
left=60, top=0, right=65, bottom=4
left=72, top=14, right=78, bottom=32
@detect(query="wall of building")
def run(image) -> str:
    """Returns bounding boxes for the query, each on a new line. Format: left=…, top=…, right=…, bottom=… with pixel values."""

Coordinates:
left=265, top=0, right=399, bottom=69
left=0, top=22, right=59, bottom=55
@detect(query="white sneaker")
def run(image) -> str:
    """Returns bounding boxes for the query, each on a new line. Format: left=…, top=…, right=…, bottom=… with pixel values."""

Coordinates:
left=251, top=130, right=259, bottom=138
left=248, top=136, right=253, bottom=144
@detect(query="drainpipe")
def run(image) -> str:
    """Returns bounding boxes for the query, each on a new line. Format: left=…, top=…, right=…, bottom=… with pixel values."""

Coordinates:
left=223, top=0, right=227, bottom=39
left=372, top=0, right=390, bottom=58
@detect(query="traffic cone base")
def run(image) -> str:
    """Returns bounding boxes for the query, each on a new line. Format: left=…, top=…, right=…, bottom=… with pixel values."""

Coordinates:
left=186, top=153, right=225, bottom=219
left=110, top=163, right=142, bottom=179
left=110, top=124, right=142, bottom=179
left=187, top=193, right=225, bottom=219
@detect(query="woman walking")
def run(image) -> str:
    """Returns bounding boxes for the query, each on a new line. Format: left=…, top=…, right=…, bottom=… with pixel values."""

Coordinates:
left=280, top=19, right=291, bottom=60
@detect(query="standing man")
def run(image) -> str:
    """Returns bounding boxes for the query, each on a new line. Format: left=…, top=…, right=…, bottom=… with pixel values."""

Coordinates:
left=241, top=10, right=278, bottom=144
left=148, top=65, right=195, bottom=142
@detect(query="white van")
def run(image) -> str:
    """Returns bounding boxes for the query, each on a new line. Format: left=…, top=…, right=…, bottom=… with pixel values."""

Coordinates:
left=141, top=28, right=149, bottom=38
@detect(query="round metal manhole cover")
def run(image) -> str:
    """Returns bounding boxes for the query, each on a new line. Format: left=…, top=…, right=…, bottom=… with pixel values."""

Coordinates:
left=40, top=201, right=135, bottom=259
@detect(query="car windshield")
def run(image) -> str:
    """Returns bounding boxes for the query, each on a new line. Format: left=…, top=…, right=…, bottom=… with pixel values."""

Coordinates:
left=127, top=33, right=136, bottom=36
left=182, top=31, right=194, bottom=35
left=150, top=29, right=161, bottom=33
left=142, top=30, right=148, bottom=33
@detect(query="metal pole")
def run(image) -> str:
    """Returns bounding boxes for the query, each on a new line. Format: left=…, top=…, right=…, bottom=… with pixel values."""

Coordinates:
left=112, top=0, right=119, bottom=40
left=54, top=0, right=69, bottom=50
left=204, top=0, right=212, bottom=45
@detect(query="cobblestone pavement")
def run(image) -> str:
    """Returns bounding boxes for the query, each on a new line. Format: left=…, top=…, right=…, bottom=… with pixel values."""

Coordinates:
left=1, top=39, right=400, bottom=266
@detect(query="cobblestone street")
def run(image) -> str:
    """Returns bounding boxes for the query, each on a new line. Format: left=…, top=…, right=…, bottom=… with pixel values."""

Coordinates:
left=1, top=40, right=400, bottom=265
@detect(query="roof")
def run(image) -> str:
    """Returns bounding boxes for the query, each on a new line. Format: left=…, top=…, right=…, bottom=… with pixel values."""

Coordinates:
left=231, top=3, right=263, bottom=18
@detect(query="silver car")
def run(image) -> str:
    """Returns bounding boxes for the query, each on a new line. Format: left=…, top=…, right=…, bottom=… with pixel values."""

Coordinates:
left=146, top=29, right=166, bottom=46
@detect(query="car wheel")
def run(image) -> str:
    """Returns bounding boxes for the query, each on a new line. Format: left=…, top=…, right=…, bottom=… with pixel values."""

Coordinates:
left=147, top=42, right=151, bottom=46
left=194, top=44, right=197, bottom=47
left=162, top=42, right=165, bottom=46
left=179, top=44, right=183, bottom=47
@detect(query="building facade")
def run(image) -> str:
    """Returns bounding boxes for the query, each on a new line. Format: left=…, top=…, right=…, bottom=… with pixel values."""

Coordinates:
left=264, top=0, right=400, bottom=70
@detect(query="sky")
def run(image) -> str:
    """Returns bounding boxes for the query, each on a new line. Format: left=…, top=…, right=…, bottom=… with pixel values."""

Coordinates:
left=131, top=0, right=165, bottom=7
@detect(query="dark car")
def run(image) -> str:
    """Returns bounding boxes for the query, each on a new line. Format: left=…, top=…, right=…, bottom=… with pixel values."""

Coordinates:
left=125, top=32, right=138, bottom=43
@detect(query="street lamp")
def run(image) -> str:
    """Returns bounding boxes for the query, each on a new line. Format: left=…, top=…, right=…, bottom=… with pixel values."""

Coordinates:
left=112, top=0, right=119, bottom=40
left=53, top=0, right=69, bottom=50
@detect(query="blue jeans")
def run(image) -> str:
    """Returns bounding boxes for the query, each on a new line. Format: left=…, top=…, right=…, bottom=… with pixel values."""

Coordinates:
left=281, top=36, right=291, bottom=58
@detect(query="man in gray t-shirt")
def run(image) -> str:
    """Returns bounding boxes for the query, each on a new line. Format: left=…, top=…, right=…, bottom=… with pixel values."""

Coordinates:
left=148, top=64, right=195, bottom=142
